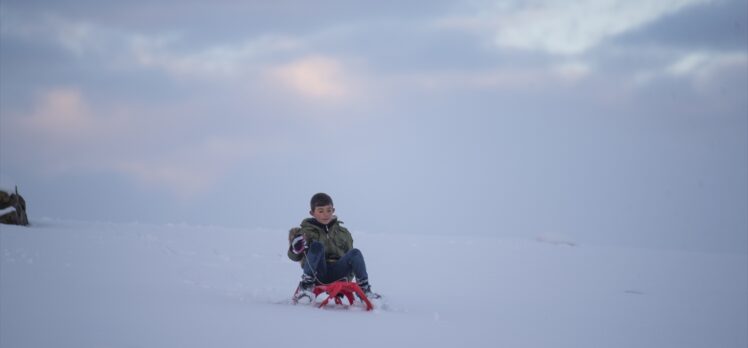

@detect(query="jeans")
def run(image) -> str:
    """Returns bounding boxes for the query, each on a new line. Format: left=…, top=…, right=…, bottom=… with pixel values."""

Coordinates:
left=303, top=241, right=368, bottom=283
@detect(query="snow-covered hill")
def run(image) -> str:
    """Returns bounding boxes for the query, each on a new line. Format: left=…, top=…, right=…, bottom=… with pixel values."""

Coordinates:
left=1, top=220, right=746, bottom=348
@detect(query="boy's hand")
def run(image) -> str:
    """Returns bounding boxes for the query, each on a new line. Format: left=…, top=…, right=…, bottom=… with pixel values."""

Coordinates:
left=291, top=235, right=307, bottom=254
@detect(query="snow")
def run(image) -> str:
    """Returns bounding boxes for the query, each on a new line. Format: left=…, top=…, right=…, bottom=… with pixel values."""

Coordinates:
left=0, top=207, right=16, bottom=216
left=1, top=219, right=746, bottom=348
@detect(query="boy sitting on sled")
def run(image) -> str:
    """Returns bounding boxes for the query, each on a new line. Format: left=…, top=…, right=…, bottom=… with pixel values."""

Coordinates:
left=288, top=192, right=380, bottom=303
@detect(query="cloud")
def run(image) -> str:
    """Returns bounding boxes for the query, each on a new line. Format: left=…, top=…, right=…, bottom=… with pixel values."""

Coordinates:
left=7, top=13, right=364, bottom=104
left=127, top=33, right=369, bottom=105
left=130, top=34, right=302, bottom=78
left=114, top=160, right=216, bottom=197
left=0, top=9, right=121, bottom=58
left=111, top=134, right=291, bottom=198
left=611, top=0, right=748, bottom=51
left=7, top=88, right=277, bottom=197
left=551, top=61, right=593, bottom=81
left=21, top=88, right=95, bottom=136
left=438, top=0, right=713, bottom=55
left=1, top=10, right=367, bottom=196
left=667, top=51, right=747, bottom=77
left=113, top=138, right=254, bottom=197
left=666, top=51, right=748, bottom=91
left=631, top=50, right=748, bottom=91
left=390, top=60, right=593, bottom=93
left=1, top=8, right=304, bottom=80
left=270, top=55, right=356, bottom=101
left=7, top=88, right=133, bottom=176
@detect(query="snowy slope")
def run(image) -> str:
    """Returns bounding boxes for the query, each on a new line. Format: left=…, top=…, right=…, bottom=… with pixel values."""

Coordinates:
left=1, top=219, right=746, bottom=348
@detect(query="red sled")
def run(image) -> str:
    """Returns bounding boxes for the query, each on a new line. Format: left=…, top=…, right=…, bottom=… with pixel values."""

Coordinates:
left=293, top=281, right=374, bottom=311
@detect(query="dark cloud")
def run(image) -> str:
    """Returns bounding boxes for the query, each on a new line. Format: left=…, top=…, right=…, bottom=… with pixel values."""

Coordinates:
left=3, top=0, right=454, bottom=45
left=613, top=0, right=748, bottom=50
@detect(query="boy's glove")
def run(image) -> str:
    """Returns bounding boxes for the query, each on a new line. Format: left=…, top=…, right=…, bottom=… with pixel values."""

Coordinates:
left=291, top=235, right=307, bottom=254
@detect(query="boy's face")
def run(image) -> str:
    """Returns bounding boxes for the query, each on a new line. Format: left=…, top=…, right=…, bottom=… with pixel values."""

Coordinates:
left=310, top=204, right=335, bottom=225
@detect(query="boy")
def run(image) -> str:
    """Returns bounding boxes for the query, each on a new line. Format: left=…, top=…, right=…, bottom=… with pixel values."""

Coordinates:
left=288, top=192, right=380, bottom=303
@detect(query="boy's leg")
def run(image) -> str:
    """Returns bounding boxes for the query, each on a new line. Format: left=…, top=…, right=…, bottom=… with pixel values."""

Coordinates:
left=293, top=242, right=327, bottom=303
left=327, top=248, right=368, bottom=282
left=302, top=241, right=328, bottom=280
left=325, top=249, right=381, bottom=298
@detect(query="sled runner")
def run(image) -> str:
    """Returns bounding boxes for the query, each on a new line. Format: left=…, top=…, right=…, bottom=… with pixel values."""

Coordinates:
left=292, top=281, right=374, bottom=311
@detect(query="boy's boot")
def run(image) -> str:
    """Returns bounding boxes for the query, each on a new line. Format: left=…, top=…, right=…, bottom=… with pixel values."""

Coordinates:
left=357, top=279, right=381, bottom=299
left=292, top=274, right=316, bottom=304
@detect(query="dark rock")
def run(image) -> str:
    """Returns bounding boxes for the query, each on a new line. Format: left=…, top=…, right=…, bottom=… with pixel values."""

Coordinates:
left=0, top=186, right=29, bottom=226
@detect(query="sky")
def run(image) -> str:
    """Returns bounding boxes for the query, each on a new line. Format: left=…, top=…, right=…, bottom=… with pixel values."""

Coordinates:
left=1, top=0, right=746, bottom=253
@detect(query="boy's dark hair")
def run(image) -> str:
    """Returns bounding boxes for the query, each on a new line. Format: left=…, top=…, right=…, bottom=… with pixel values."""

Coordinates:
left=310, top=192, right=333, bottom=210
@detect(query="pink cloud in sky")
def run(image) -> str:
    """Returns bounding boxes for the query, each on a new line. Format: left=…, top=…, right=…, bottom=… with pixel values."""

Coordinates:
left=10, top=88, right=281, bottom=197
left=271, top=55, right=354, bottom=101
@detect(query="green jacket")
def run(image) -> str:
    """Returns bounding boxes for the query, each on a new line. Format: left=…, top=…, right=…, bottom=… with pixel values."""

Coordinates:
left=287, top=217, right=353, bottom=265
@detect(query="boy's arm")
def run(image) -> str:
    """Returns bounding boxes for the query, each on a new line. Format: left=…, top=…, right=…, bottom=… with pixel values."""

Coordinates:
left=341, top=225, right=354, bottom=251
left=288, top=247, right=303, bottom=261
left=287, top=227, right=304, bottom=261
